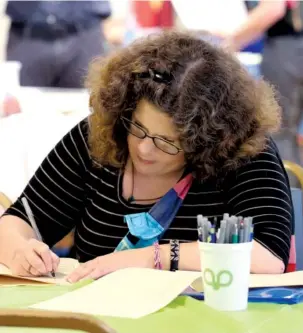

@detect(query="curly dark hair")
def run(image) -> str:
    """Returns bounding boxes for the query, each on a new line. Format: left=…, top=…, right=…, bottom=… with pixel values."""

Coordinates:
left=87, top=30, right=281, bottom=180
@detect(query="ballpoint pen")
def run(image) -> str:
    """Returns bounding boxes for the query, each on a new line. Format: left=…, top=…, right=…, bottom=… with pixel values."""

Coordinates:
left=21, top=197, right=56, bottom=278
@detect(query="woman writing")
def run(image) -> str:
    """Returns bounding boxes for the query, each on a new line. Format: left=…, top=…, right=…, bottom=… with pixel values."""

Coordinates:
left=0, top=31, right=293, bottom=282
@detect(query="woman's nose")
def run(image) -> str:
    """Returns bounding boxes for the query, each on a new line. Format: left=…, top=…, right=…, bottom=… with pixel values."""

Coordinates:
left=137, top=137, right=155, bottom=155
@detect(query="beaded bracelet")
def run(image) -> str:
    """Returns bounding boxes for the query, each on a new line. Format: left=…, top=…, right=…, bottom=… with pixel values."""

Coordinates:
left=169, top=239, right=180, bottom=271
left=154, top=241, right=162, bottom=270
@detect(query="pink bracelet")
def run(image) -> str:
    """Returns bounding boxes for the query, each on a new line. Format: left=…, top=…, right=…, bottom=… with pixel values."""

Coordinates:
left=154, top=241, right=162, bottom=270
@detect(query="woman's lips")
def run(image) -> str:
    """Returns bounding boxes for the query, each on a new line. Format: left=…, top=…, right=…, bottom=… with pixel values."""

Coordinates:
left=137, top=156, right=155, bottom=165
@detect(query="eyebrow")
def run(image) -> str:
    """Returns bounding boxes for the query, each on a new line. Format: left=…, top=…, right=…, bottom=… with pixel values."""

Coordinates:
left=133, top=117, right=177, bottom=141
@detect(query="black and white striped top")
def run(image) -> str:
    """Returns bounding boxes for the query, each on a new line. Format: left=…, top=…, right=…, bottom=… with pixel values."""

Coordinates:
left=5, top=119, right=293, bottom=267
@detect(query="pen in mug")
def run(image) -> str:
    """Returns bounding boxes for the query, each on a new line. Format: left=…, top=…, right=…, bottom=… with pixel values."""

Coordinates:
left=239, top=222, right=244, bottom=243
left=197, top=215, right=204, bottom=241
left=250, top=224, right=254, bottom=241
left=201, top=218, right=209, bottom=242
left=213, top=216, right=218, bottom=228
left=209, top=225, right=216, bottom=243
left=21, top=197, right=56, bottom=278
left=248, top=217, right=254, bottom=241
left=231, top=223, right=239, bottom=244
left=225, top=218, right=234, bottom=243
left=217, top=220, right=226, bottom=243
left=243, top=217, right=250, bottom=242
left=229, top=216, right=238, bottom=242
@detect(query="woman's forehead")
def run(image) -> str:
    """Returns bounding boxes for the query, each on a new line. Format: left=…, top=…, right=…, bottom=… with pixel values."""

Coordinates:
left=133, top=99, right=179, bottom=138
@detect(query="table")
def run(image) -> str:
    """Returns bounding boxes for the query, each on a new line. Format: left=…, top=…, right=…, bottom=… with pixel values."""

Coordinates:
left=1, top=281, right=303, bottom=333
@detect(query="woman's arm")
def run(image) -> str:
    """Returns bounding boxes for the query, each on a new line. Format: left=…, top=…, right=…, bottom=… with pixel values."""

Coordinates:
left=226, top=141, right=292, bottom=273
left=224, top=0, right=286, bottom=51
left=0, top=120, right=89, bottom=271
left=160, top=241, right=283, bottom=273
left=67, top=237, right=284, bottom=283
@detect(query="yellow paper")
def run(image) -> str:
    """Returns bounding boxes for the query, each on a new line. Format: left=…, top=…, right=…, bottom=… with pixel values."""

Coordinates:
left=191, top=271, right=303, bottom=292
left=30, top=268, right=201, bottom=318
left=0, top=258, right=79, bottom=285
left=249, top=271, right=303, bottom=288
left=30, top=268, right=303, bottom=318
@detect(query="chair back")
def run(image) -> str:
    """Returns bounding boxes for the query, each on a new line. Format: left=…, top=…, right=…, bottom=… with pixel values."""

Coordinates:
left=0, top=308, right=115, bottom=333
left=0, top=192, right=12, bottom=210
left=0, top=192, right=12, bottom=216
left=291, top=188, right=303, bottom=270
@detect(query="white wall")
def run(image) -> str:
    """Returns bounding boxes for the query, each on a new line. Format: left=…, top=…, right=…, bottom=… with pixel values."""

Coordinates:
left=0, top=0, right=9, bottom=62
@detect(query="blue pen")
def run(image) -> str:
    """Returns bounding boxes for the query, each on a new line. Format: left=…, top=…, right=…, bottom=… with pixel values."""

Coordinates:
left=209, top=225, right=216, bottom=243
left=250, top=225, right=254, bottom=241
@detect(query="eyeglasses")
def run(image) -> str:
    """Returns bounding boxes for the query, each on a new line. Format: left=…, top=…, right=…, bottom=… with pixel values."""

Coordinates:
left=120, top=116, right=183, bottom=155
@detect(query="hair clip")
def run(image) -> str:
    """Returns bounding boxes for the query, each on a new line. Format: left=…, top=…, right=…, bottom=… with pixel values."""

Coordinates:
left=134, top=68, right=173, bottom=84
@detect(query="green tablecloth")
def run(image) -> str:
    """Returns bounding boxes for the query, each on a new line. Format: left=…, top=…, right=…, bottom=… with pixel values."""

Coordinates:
left=1, top=283, right=303, bottom=333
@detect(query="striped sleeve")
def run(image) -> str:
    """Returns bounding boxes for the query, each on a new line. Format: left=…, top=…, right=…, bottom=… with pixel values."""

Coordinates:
left=4, top=119, right=90, bottom=247
left=226, top=140, right=293, bottom=268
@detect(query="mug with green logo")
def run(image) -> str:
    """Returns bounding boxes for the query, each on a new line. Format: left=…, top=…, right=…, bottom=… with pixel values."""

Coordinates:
left=198, top=242, right=252, bottom=311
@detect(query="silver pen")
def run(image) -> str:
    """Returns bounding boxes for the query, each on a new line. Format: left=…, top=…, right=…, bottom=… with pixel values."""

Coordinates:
left=243, top=217, right=250, bottom=243
left=217, top=220, right=226, bottom=243
left=21, top=197, right=55, bottom=277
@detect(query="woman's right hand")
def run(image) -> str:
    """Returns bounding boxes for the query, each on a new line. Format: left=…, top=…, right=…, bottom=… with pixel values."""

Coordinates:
left=10, top=238, right=60, bottom=277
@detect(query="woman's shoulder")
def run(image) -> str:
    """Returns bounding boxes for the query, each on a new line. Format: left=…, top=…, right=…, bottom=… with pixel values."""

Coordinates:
left=227, top=137, right=290, bottom=187
left=243, top=137, right=285, bottom=170
left=190, top=138, right=289, bottom=194
left=62, top=117, right=89, bottom=144
left=211, top=137, right=290, bottom=193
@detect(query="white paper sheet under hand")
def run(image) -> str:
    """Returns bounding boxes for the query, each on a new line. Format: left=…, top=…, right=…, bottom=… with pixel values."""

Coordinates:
left=30, top=268, right=201, bottom=318
left=0, top=258, right=79, bottom=285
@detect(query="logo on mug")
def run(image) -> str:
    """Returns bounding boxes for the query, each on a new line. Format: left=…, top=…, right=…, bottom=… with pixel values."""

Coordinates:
left=203, top=268, right=233, bottom=290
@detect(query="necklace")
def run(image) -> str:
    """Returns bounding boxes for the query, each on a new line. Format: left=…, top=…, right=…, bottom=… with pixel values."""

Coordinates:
left=127, top=162, right=163, bottom=203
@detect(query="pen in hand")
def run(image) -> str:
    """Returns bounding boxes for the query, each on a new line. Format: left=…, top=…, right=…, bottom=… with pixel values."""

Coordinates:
left=21, top=197, right=56, bottom=278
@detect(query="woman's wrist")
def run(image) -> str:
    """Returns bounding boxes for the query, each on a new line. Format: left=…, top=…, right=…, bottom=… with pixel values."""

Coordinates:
left=159, top=244, right=170, bottom=270
left=142, top=243, right=170, bottom=270
left=141, top=241, right=201, bottom=272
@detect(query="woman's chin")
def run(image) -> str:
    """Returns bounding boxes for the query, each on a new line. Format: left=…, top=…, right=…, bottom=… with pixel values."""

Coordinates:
left=133, top=159, right=158, bottom=175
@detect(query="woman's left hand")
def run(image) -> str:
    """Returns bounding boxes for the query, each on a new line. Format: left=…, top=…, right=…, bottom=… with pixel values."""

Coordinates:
left=66, top=247, right=153, bottom=283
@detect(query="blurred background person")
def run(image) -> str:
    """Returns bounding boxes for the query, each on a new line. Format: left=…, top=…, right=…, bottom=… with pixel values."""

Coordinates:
left=222, top=0, right=303, bottom=169
left=104, top=0, right=174, bottom=48
left=5, top=0, right=111, bottom=88
left=125, top=0, right=174, bottom=44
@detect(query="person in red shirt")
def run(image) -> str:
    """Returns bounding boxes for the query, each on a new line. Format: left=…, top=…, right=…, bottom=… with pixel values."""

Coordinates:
left=223, top=1, right=303, bottom=170
left=132, top=0, right=174, bottom=29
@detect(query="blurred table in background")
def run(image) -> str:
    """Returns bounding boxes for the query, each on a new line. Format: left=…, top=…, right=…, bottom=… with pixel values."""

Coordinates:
left=0, top=87, right=89, bottom=203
